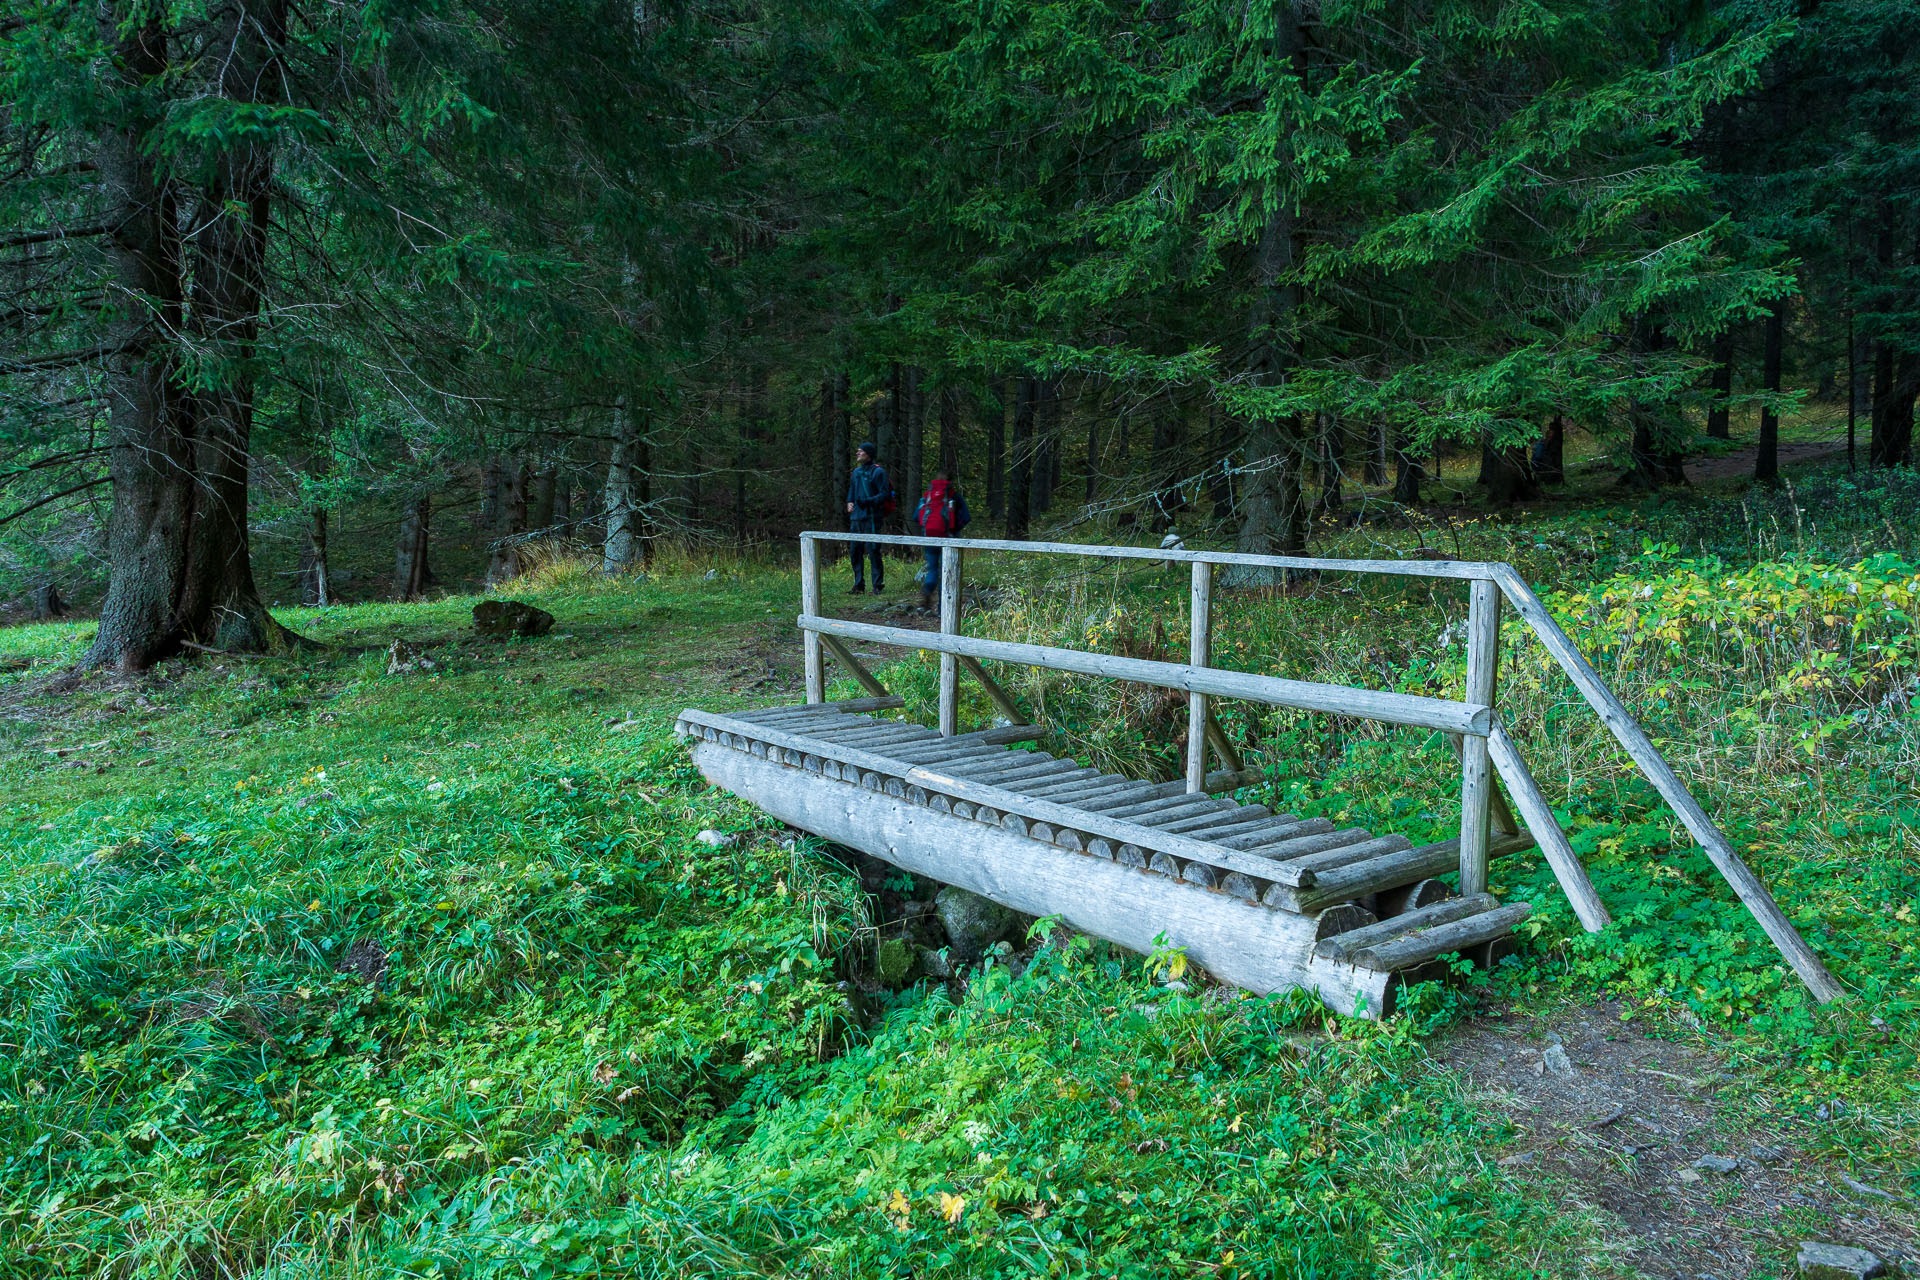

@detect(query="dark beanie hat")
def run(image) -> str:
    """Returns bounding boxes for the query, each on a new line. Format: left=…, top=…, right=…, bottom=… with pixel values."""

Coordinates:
left=859, top=441, right=878, bottom=457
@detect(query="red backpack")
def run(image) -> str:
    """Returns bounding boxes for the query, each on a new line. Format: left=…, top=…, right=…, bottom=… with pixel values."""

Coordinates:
left=919, top=478, right=955, bottom=535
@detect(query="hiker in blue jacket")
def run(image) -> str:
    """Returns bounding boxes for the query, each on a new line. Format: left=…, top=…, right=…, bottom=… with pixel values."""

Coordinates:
left=845, top=441, right=894, bottom=594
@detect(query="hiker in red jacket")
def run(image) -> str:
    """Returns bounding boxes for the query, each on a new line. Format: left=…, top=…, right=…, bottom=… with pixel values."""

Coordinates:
left=913, top=471, right=971, bottom=611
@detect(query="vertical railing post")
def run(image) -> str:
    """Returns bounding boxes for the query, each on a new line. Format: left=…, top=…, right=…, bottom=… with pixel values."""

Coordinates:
left=1186, top=560, right=1213, bottom=793
left=801, top=535, right=824, bottom=704
left=938, top=545, right=962, bottom=736
left=1459, top=577, right=1501, bottom=894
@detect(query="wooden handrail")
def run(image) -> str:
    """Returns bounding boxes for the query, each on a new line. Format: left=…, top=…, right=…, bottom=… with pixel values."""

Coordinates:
left=799, top=613, right=1492, bottom=735
left=794, top=531, right=1843, bottom=1003
left=801, top=530, right=1498, bottom=580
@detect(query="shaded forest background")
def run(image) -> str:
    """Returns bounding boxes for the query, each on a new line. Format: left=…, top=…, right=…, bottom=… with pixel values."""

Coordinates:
left=2, top=0, right=1915, bottom=664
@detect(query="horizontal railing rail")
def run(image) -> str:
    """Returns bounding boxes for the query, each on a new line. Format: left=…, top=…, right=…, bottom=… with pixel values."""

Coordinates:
left=799, top=613, right=1491, bottom=736
left=802, top=529, right=1499, bottom=580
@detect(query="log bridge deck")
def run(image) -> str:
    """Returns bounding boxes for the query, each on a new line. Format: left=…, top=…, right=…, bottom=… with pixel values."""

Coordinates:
left=677, top=533, right=1843, bottom=1016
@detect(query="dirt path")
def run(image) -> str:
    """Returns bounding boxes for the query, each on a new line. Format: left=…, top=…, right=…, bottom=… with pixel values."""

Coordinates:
left=1685, top=439, right=1852, bottom=484
left=1438, top=1004, right=1915, bottom=1278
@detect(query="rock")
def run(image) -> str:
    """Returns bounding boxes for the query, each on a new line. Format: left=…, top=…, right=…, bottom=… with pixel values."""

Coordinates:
left=920, top=948, right=953, bottom=979
left=935, top=886, right=1015, bottom=958
left=694, top=829, right=736, bottom=848
left=1676, top=1167, right=1703, bottom=1183
left=472, top=599, right=555, bottom=638
left=1692, top=1154, right=1741, bottom=1176
left=1498, top=1151, right=1536, bottom=1168
left=1796, top=1242, right=1886, bottom=1280
left=703, top=569, right=718, bottom=581
left=385, top=640, right=437, bottom=674
left=1749, top=1143, right=1786, bottom=1165
left=1542, top=1044, right=1575, bottom=1076
left=1543, top=1031, right=1563, bottom=1046
left=876, top=938, right=914, bottom=984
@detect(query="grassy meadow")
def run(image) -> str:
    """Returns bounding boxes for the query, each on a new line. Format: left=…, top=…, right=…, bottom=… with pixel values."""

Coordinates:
left=2, top=470, right=1918, bottom=1277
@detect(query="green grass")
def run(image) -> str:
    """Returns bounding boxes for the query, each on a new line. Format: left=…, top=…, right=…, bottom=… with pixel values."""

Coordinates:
left=2, top=512, right=1917, bottom=1277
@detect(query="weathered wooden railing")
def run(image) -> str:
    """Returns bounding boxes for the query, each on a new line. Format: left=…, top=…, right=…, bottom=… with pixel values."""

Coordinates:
left=796, top=531, right=1843, bottom=1003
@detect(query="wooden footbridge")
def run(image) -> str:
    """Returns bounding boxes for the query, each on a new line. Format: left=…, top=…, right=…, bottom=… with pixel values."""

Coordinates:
left=677, top=533, right=1842, bottom=1016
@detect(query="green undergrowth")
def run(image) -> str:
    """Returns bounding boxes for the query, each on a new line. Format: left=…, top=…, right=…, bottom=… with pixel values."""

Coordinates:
left=2, top=500, right=1918, bottom=1276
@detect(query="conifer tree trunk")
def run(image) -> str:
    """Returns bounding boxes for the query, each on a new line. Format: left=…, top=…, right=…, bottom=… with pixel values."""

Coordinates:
left=86, top=1, right=299, bottom=669
left=1392, top=429, right=1424, bottom=503
left=1317, top=412, right=1343, bottom=513
left=938, top=386, right=961, bottom=479
left=604, top=399, right=644, bottom=572
left=1364, top=419, right=1387, bottom=485
left=394, top=496, right=430, bottom=600
left=1706, top=330, right=1733, bottom=439
left=1535, top=415, right=1566, bottom=484
left=987, top=379, right=1007, bottom=517
left=531, top=463, right=557, bottom=531
left=1006, top=376, right=1035, bottom=539
left=489, top=463, right=528, bottom=583
left=829, top=371, right=852, bottom=531
left=904, top=366, right=925, bottom=527
left=1029, top=377, right=1057, bottom=517
left=1756, top=301, right=1783, bottom=485
left=298, top=508, right=330, bottom=606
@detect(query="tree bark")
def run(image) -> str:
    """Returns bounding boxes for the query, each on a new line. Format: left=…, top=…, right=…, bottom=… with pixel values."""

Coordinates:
left=1755, top=301, right=1783, bottom=486
left=85, top=1, right=299, bottom=670
left=1317, top=412, right=1343, bottom=513
left=1031, top=376, right=1059, bottom=517
left=1706, top=330, right=1733, bottom=439
left=394, top=496, right=430, bottom=600
left=298, top=508, right=330, bottom=606
left=1392, top=429, right=1423, bottom=503
left=939, top=385, right=961, bottom=479
left=986, top=380, right=1007, bottom=517
left=1006, top=376, right=1035, bottom=539
left=1535, top=414, right=1566, bottom=485
left=489, top=463, right=529, bottom=583
left=1228, top=9, right=1308, bottom=582
left=1482, top=443, right=1540, bottom=506
left=900, top=366, right=923, bottom=527
left=531, top=463, right=557, bottom=531
left=604, top=399, right=646, bottom=571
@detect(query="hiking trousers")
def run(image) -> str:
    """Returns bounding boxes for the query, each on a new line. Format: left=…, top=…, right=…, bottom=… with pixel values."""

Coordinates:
left=849, top=516, right=884, bottom=589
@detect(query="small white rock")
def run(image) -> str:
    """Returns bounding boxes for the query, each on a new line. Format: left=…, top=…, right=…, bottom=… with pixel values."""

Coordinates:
left=694, top=829, right=736, bottom=847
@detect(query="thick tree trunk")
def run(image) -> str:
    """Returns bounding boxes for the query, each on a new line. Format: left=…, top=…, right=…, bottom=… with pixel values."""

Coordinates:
left=1006, top=376, right=1035, bottom=539
left=1364, top=419, right=1387, bottom=486
left=86, top=1, right=298, bottom=669
left=1482, top=444, right=1540, bottom=506
left=1623, top=327, right=1687, bottom=489
left=553, top=472, right=572, bottom=531
left=394, top=496, right=431, bottom=600
left=1706, top=330, right=1733, bottom=439
left=1756, top=302, right=1783, bottom=486
left=1535, top=415, right=1566, bottom=485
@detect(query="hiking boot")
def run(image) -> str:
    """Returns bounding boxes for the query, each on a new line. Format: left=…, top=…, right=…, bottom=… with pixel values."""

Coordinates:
left=850, top=585, right=866, bottom=595
left=919, top=590, right=935, bottom=612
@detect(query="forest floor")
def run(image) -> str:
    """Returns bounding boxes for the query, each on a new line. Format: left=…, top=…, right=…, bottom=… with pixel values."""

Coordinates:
left=2, top=459, right=1917, bottom=1278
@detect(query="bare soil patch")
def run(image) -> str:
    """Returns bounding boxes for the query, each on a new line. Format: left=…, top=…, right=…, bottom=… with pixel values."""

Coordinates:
left=1436, top=1003, right=1916, bottom=1278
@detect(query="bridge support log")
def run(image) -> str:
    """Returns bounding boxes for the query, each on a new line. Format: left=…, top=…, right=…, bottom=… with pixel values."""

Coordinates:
left=695, top=741, right=1399, bottom=1017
